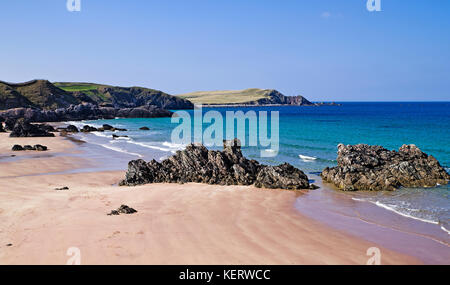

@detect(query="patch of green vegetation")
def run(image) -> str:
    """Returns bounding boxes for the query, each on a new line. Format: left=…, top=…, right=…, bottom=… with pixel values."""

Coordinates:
left=177, top=88, right=271, bottom=104
left=54, top=82, right=102, bottom=92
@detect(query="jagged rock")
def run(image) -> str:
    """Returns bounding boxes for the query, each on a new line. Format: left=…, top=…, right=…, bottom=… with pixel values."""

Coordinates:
left=34, top=144, right=48, bottom=151
left=66, top=125, right=79, bottom=133
left=107, top=205, right=137, bottom=216
left=139, top=126, right=150, bottom=131
left=120, top=139, right=312, bottom=190
left=255, top=163, right=313, bottom=190
left=11, top=145, right=24, bottom=151
left=0, top=103, right=174, bottom=124
left=321, top=144, right=450, bottom=191
left=9, top=119, right=54, bottom=137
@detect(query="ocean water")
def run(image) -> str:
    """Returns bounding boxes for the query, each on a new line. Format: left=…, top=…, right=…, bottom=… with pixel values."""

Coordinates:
left=70, top=102, right=450, bottom=234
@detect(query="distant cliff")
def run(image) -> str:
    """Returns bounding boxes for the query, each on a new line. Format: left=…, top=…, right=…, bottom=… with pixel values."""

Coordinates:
left=0, top=80, right=194, bottom=111
left=177, top=88, right=339, bottom=106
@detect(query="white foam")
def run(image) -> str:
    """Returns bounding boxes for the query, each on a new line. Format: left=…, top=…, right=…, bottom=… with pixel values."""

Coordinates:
left=264, top=149, right=277, bottom=153
left=99, top=144, right=143, bottom=158
left=441, top=226, right=450, bottom=235
left=162, top=141, right=186, bottom=149
left=126, top=141, right=172, bottom=152
left=299, top=154, right=317, bottom=162
left=351, top=198, right=439, bottom=225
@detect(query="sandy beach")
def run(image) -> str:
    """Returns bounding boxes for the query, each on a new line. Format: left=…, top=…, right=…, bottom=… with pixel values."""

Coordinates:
left=0, top=133, right=425, bottom=265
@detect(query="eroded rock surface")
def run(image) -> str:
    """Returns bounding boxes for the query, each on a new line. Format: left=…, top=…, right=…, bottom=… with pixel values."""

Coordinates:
left=120, top=139, right=314, bottom=190
left=321, top=144, right=450, bottom=191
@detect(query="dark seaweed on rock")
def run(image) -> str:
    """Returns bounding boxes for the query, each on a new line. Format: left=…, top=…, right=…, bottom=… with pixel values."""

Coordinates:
left=120, top=139, right=314, bottom=191
left=321, top=144, right=450, bottom=191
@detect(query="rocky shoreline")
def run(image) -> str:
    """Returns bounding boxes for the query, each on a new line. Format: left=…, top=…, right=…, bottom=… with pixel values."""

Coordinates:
left=322, top=144, right=450, bottom=191
left=120, top=139, right=317, bottom=190
left=0, top=103, right=173, bottom=124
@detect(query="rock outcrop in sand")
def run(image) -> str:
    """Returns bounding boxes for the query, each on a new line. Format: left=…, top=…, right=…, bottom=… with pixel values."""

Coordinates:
left=321, top=144, right=450, bottom=191
left=120, top=139, right=314, bottom=190
left=9, top=119, right=55, bottom=137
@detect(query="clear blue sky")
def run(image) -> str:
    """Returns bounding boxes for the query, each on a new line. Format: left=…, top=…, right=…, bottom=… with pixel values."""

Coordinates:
left=1, top=0, right=449, bottom=101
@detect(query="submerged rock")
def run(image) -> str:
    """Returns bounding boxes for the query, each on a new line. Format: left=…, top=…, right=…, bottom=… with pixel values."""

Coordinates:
left=120, top=139, right=315, bottom=190
left=9, top=118, right=55, bottom=137
left=81, top=125, right=98, bottom=132
left=139, top=126, right=150, bottom=131
left=107, top=205, right=137, bottom=216
left=321, top=144, right=450, bottom=191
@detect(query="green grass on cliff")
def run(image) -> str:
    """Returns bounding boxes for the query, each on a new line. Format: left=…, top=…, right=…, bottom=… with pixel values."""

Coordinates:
left=177, top=88, right=271, bottom=104
left=54, top=82, right=102, bottom=92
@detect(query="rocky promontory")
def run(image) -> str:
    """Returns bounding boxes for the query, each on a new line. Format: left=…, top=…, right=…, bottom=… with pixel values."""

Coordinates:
left=120, top=139, right=315, bottom=190
left=321, top=144, right=450, bottom=191
left=0, top=103, right=173, bottom=124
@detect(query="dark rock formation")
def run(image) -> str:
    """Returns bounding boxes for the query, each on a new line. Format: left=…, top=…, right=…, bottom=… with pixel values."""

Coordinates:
left=11, top=145, right=24, bottom=151
left=81, top=125, right=98, bottom=132
left=107, top=205, right=137, bottom=216
left=112, top=134, right=128, bottom=139
left=34, top=144, right=48, bottom=151
left=120, top=139, right=315, bottom=190
left=139, top=126, right=150, bottom=131
left=102, top=124, right=114, bottom=131
left=321, top=144, right=450, bottom=191
left=66, top=125, right=79, bottom=133
left=12, top=144, right=47, bottom=151
left=23, top=145, right=34, bottom=150
left=36, top=124, right=55, bottom=132
left=9, top=119, right=55, bottom=137
left=0, top=123, right=5, bottom=133
left=0, top=80, right=194, bottom=110
left=0, top=103, right=174, bottom=124
left=55, top=186, right=69, bottom=191
left=254, top=163, right=310, bottom=190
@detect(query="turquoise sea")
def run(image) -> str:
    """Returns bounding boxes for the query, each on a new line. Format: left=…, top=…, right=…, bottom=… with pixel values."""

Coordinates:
left=70, top=102, right=450, bottom=234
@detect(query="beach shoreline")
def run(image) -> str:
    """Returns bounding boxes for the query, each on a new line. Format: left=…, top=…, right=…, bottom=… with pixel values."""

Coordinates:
left=0, top=132, right=440, bottom=264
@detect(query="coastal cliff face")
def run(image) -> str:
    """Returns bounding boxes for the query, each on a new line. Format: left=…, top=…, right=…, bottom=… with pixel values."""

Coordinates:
left=321, top=144, right=450, bottom=191
left=120, top=139, right=314, bottom=190
left=0, top=80, right=194, bottom=111
left=0, top=103, right=173, bottom=123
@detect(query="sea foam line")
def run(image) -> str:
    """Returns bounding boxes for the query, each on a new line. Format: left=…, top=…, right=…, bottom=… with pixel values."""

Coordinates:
left=299, top=154, right=317, bottom=162
left=351, top=198, right=440, bottom=226
left=99, top=144, right=143, bottom=158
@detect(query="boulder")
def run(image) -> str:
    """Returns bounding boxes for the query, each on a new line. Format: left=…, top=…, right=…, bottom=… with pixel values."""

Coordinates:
left=9, top=119, right=54, bottom=137
left=81, top=125, right=98, bottom=132
left=321, top=144, right=450, bottom=191
left=112, top=134, right=128, bottom=139
left=139, top=126, right=150, bottom=131
left=102, top=124, right=114, bottom=131
left=120, top=139, right=314, bottom=190
left=23, top=145, right=35, bottom=150
left=66, top=125, right=79, bottom=133
left=34, top=144, right=48, bottom=151
left=0, top=123, right=5, bottom=133
left=11, top=145, right=24, bottom=151
left=107, top=205, right=137, bottom=216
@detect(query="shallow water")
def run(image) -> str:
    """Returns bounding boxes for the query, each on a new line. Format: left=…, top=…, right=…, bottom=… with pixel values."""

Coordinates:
left=71, top=102, right=449, bottom=235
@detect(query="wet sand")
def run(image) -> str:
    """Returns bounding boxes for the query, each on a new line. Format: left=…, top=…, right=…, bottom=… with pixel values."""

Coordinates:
left=0, top=133, right=421, bottom=264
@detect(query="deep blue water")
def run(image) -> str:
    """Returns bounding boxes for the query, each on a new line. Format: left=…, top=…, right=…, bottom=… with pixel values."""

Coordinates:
left=72, top=102, right=450, bottom=233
